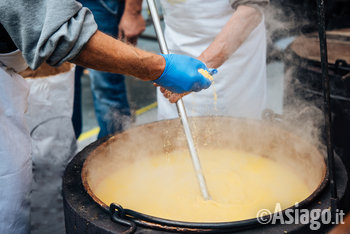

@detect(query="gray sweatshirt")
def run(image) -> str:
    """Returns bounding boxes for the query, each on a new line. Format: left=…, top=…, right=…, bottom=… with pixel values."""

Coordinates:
left=0, top=0, right=98, bottom=69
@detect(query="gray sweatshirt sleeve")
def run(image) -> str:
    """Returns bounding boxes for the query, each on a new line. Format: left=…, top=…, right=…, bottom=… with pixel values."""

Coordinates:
left=0, top=0, right=98, bottom=69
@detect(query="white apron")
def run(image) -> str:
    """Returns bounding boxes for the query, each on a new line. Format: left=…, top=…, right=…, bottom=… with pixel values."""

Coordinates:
left=157, top=0, right=267, bottom=120
left=0, top=50, right=31, bottom=234
left=25, top=64, right=77, bottom=232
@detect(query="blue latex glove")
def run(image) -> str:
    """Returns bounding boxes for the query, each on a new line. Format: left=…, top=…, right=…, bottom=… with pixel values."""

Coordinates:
left=153, top=54, right=212, bottom=93
left=208, top=68, right=218, bottom=76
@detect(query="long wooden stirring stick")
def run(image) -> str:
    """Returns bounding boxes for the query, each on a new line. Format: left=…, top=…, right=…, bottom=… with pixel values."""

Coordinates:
left=147, top=0, right=211, bottom=200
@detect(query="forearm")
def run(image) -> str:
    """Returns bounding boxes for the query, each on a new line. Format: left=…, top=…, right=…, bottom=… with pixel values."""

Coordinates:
left=198, top=5, right=262, bottom=68
left=124, top=0, right=143, bottom=14
left=119, top=0, right=145, bottom=44
left=73, top=30, right=165, bottom=81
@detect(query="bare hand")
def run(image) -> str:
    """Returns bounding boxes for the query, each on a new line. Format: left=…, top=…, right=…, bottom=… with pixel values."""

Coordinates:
left=160, top=86, right=189, bottom=103
left=118, top=12, right=145, bottom=45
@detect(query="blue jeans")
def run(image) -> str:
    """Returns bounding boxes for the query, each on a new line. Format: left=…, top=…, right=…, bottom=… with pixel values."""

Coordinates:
left=73, top=0, right=130, bottom=139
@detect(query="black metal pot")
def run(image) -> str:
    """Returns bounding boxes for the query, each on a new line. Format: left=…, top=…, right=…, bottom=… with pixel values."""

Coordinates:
left=63, top=117, right=348, bottom=233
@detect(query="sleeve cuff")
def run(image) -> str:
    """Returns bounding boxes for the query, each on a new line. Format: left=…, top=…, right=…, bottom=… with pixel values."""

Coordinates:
left=40, top=7, right=98, bottom=68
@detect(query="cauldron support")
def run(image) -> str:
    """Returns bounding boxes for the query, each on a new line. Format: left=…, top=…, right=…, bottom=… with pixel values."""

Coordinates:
left=316, top=0, right=338, bottom=219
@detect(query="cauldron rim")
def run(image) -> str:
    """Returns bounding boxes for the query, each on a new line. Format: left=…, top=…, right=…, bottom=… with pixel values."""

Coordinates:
left=81, top=116, right=328, bottom=232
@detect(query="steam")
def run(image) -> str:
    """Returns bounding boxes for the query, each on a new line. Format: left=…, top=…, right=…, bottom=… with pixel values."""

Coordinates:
left=263, top=3, right=327, bottom=158
left=265, top=3, right=315, bottom=49
left=103, top=108, right=132, bottom=135
left=282, top=67, right=325, bottom=153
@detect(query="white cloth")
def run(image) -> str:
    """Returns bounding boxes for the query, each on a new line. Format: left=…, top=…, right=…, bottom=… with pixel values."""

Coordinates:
left=25, top=66, right=77, bottom=232
left=157, top=0, right=267, bottom=120
left=0, top=50, right=31, bottom=234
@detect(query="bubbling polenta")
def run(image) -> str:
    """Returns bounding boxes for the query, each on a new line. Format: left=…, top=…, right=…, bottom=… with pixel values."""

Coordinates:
left=94, top=149, right=311, bottom=222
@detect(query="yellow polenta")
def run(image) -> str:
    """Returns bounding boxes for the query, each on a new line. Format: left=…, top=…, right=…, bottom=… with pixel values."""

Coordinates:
left=198, top=68, right=217, bottom=105
left=94, top=149, right=311, bottom=222
left=198, top=68, right=213, bottom=80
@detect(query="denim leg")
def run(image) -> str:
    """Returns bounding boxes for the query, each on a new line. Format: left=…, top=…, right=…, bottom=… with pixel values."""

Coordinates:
left=89, top=70, right=131, bottom=138
left=79, top=0, right=124, bottom=36
left=72, top=66, right=84, bottom=138
left=77, top=0, right=130, bottom=138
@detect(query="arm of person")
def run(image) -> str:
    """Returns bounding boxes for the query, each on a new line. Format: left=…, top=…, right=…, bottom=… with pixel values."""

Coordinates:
left=198, top=5, right=263, bottom=68
left=118, top=0, right=145, bottom=45
left=0, top=0, right=98, bottom=70
left=74, top=30, right=211, bottom=93
left=0, top=0, right=211, bottom=93
left=162, top=5, right=264, bottom=102
left=73, top=30, right=164, bottom=81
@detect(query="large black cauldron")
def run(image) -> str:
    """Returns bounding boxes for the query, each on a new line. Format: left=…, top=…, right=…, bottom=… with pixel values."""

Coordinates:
left=63, top=117, right=348, bottom=233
